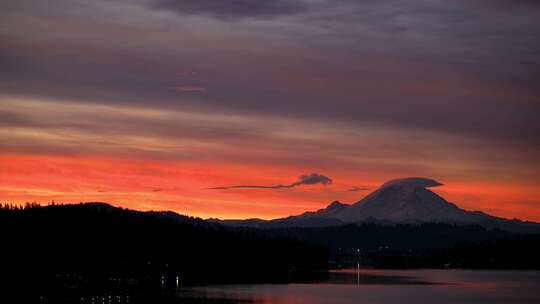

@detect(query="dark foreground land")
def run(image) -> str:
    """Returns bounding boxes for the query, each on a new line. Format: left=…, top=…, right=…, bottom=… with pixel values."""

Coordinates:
left=0, top=203, right=328, bottom=302
left=1, top=203, right=539, bottom=303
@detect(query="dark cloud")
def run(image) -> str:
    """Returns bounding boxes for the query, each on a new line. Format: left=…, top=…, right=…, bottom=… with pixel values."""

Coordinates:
left=150, top=0, right=307, bottom=19
left=208, top=173, right=332, bottom=190
left=1, top=0, right=539, bottom=157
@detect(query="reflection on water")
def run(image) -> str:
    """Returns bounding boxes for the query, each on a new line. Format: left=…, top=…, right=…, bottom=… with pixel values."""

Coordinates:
left=30, top=269, right=540, bottom=303
left=327, top=268, right=450, bottom=285
left=175, top=269, right=540, bottom=304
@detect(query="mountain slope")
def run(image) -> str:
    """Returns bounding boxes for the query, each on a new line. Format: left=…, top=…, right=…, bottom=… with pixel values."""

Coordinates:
left=338, top=177, right=489, bottom=223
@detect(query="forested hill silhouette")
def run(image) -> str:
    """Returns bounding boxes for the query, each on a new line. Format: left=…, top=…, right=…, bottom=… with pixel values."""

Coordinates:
left=0, top=202, right=328, bottom=300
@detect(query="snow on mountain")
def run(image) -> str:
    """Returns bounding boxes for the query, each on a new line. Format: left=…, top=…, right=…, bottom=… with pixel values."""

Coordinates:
left=216, top=177, right=540, bottom=233
left=339, top=177, right=470, bottom=223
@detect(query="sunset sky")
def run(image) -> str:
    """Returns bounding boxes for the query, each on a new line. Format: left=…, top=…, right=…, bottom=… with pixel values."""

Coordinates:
left=1, top=1, right=539, bottom=221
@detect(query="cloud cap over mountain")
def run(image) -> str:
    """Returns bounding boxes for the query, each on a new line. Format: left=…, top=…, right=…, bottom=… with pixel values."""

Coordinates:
left=381, top=177, right=444, bottom=189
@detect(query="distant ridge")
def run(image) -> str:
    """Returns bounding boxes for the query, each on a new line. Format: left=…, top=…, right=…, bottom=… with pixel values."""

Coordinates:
left=213, top=177, right=540, bottom=233
left=41, top=201, right=215, bottom=226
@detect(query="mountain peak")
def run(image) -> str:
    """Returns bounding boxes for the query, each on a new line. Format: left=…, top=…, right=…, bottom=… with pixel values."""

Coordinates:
left=326, top=200, right=347, bottom=211
left=343, top=177, right=455, bottom=222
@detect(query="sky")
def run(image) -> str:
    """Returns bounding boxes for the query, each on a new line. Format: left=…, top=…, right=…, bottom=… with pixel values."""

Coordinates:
left=1, top=0, right=539, bottom=220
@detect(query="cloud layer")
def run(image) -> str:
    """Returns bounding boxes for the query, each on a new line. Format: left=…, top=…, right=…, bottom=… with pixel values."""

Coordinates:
left=1, top=0, right=538, bottom=146
left=150, top=0, right=307, bottom=19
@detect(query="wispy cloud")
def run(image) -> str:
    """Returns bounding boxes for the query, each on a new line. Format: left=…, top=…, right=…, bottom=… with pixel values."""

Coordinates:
left=150, top=0, right=307, bottom=19
left=173, top=85, right=206, bottom=92
left=208, top=173, right=332, bottom=190
left=347, top=186, right=369, bottom=192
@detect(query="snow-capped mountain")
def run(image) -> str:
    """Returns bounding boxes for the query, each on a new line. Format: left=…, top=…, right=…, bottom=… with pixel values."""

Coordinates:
left=301, top=177, right=484, bottom=224
left=216, top=177, right=540, bottom=233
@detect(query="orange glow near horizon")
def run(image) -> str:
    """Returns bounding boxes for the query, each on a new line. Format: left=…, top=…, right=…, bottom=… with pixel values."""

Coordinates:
left=2, top=153, right=539, bottom=222
left=1, top=98, right=539, bottom=222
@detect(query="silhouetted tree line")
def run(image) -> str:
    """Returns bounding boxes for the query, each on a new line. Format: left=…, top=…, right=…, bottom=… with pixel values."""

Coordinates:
left=267, top=223, right=518, bottom=250
left=436, top=236, right=540, bottom=269
left=265, top=223, right=540, bottom=269
left=0, top=203, right=328, bottom=300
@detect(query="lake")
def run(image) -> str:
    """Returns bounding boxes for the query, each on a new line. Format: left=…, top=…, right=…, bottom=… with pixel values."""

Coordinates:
left=171, top=269, right=540, bottom=304
left=30, top=269, right=540, bottom=303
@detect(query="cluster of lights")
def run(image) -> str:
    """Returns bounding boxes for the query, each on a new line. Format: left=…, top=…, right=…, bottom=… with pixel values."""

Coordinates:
left=78, top=295, right=129, bottom=304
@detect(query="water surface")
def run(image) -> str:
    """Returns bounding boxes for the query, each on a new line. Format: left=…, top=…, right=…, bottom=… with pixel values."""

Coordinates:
left=174, top=269, right=540, bottom=304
